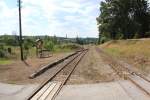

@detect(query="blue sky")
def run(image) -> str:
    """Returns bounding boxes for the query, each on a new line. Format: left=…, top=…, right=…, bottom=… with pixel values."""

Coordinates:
left=0, top=0, right=102, bottom=38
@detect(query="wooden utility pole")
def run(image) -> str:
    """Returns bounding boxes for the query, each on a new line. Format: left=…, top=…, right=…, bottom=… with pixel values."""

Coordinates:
left=18, top=0, right=24, bottom=61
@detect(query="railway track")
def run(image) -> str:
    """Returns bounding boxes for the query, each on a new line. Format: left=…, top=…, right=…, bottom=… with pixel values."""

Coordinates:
left=26, top=49, right=88, bottom=100
left=95, top=47, right=150, bottom=97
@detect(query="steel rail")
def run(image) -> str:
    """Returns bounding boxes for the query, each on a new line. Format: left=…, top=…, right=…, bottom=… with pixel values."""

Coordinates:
left=29, top=50, right=83, bottom=79
left=26, top=49, right=88, bottom=100
left=51, top=49, right=88, bottom=100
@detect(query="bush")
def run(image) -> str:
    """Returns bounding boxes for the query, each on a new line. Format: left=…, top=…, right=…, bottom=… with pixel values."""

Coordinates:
left=44, top=41, right=54, bottom=51
left=100, top=36, right=107, bottom=44
left=0, top=50, right=5, bottom=58
left=7, top=48, right=12, bottom=54
left=0, top=44, right=6, bottom=58
left=60, top=44, right=80, bottom=50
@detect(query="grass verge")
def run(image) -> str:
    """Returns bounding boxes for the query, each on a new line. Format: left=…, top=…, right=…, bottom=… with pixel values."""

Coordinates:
left=100, top=39, right=150, bottom=75
left=0, top=59, right=13, bottom=65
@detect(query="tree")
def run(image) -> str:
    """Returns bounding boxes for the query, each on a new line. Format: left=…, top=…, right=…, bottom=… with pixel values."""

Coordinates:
left=43, top=36, right=55, bottom=51
left=97, top=0, right=150, bottom=40
left=132, top=0, right=150, bottom=37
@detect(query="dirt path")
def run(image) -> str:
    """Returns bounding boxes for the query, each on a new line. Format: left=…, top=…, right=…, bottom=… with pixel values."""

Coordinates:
left=67, top=46, right=119, bottom=84
left=0, top=52, right=72, bottom=84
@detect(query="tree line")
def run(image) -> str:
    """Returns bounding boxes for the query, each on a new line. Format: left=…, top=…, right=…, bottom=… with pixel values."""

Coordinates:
left=97, top=0, right=150, bottom=42
left=0, top=35, right=98, bottom=58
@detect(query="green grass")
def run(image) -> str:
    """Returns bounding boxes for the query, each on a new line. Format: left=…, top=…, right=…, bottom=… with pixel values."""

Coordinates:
left=0, top=59, right=13, bottom=65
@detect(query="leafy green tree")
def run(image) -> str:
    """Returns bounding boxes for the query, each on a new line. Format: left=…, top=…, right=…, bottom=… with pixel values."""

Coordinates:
left=132, top=0, right=150, bottom=37
left=43, top=36, right=55, bottom=51
left=97, top=0, right=150, bottom=40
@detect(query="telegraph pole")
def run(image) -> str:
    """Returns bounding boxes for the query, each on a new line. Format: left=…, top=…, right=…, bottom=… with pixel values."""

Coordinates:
left=18, top=0, right=24, bottom=61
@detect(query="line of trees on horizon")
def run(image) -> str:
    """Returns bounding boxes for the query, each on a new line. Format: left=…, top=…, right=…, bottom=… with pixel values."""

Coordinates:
left=97, top=0, right=150, bottom=43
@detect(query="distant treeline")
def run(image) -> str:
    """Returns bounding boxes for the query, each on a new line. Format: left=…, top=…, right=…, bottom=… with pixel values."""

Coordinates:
left=0, top=35, right=98, bottom=46
left=0, top=35, right=98, bottom=58
left=97, top=0, right=150, bottom=43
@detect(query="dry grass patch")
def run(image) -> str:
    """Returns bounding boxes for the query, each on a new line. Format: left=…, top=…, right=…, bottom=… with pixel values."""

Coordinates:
left=100, top=39, right=150, bottom=75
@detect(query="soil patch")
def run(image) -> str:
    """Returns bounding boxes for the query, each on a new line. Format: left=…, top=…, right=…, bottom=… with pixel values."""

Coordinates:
left=0, top=52, right=71, bottom=84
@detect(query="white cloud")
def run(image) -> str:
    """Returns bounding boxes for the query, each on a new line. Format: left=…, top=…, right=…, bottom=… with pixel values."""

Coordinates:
left=0, top=0, right=18, bottom=34
left=0, top=0, right=100, bottom=37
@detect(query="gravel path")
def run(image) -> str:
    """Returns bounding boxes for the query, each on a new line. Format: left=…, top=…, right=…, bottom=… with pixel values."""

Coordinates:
left=67, top=47, right=119, bottom=84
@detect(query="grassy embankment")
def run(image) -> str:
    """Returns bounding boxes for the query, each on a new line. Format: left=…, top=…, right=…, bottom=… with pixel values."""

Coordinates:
left=100, top=39, right=150, bottom=75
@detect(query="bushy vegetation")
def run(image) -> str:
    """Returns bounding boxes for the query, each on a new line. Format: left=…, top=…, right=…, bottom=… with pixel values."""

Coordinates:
left=97, top=0, right=150, bottom=41
left=54, top=44, right=81, bottom=52
left=0, top=35, right=20, bottom=58
left=0, top=44, right=6, bottom=58
left=43, top=36, right=56, bottom=51
left=44, top=41, right=54, bottom=51
left=0, top=35, right=19, bottom=46
left=76, top=37, right=98, bottom=45
left=43, top=36, right=81, bottom=52
left=0, top=35, right=82, bottom=60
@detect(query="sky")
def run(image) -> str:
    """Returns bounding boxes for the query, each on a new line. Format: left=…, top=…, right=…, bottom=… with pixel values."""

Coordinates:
left=0, top=0, right=102, bottom=38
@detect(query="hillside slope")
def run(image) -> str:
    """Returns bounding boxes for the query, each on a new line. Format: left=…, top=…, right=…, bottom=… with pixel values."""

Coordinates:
left=100, top=39, right=150, bottom=76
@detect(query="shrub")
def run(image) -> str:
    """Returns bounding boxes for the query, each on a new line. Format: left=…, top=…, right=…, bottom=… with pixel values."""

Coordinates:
left=44, top=41, right=54, bottom=51
left=61, top=44, right=80, bottom=50
left=100, top=36, right=111, bottom=44
left=0, top=44, right=6, bottom=58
